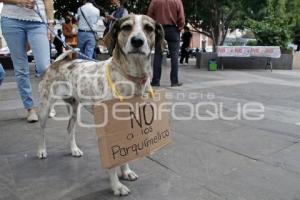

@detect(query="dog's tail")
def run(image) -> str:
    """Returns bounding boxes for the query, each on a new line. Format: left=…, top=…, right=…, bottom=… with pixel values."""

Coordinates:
left=55, top=48, right=80, bottom=62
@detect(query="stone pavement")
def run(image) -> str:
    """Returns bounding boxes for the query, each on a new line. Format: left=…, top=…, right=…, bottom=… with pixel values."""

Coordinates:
left=1, top=60, right=300, bottom=200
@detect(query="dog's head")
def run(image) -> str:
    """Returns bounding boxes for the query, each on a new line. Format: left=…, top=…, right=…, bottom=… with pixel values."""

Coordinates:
left=104, top=14, right=164, bottom=58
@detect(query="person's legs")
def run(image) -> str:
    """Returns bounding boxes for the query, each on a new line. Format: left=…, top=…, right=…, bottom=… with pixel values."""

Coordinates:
left=77, top=31, right=87, bottom=59
left=165, top=27, right=180, bottom=85
left=180, top=46, right=185, bottom=64
left=85, top=32, right=96, bottom=59
left=55, top=46, right=63, bottom=58
left=151, top=40, right=163, bottom=85
left=168, top=40, right=180, bottom=84
left=0, top=63, right=5, bottom=85
left=27, top=22, right=51, bottom=77
left=1, top=17, right=34, bottom=109
left=185, top=49, right=189, bottom=64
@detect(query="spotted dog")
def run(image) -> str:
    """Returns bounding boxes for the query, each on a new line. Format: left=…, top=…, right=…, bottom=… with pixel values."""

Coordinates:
left=38, top=15, right=164, bottom=196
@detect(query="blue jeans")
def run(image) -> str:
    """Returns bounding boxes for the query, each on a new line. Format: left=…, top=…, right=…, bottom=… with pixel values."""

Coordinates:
left=77, top=31, right=96, bottom=59
left=1, top=17, right=50, bottom=109
left=0, top=63, right=5, bottom=85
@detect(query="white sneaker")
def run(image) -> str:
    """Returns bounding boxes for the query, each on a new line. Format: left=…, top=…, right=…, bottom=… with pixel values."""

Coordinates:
left=49, top=108, right=56, bottom=118
left=27, top=109, right=38, bottom=123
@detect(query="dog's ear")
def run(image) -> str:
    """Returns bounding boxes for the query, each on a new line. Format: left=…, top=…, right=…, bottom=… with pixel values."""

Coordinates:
left=103, top=20, right=121, bottom=53
left=155, top=22, right=165, bottom=50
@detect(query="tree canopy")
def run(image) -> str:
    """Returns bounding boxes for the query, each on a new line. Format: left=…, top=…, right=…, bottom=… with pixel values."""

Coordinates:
left=245, top=0, right=292, bottom=49
left=53, top=0, right=150, bottom=18
left=183, top=0, right=268, bottom=51
left=53, top=0, right=300, bottom=51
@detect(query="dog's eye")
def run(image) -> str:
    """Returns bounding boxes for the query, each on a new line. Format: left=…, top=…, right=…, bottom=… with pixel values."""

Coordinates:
left=121, top=25, right=132, bottom=32
left=144, top=25, right=154, bottom=33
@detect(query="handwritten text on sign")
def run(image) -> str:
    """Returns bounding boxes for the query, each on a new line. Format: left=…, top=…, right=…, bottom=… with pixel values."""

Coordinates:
left=94, top=91, right=171, bottom=169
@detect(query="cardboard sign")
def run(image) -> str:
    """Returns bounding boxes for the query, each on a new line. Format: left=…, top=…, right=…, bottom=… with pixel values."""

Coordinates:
left=93, top=91, right=171, bottom=169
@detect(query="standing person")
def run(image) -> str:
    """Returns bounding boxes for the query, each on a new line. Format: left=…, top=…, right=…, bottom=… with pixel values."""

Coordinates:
left=53, top=29, right=64, bottom=58
left=104, top=0, right=128, bottom=54
left=148, top=0, right=185, bottom=87
left=62, top=16, right=77, bottom=48
left=77, top=0, right=100, bottom=59
left=106, top=0, right=128, bottom=29
left=0, top=0, right=54, bottom=122
left=180, top=26, right=192, bottom=65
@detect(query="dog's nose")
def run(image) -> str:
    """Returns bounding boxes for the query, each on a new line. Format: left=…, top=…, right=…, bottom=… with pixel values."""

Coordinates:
left=131, top=36, right=144, bottom=48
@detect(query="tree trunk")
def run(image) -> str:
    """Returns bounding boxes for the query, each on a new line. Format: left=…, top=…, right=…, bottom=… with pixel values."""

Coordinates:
left=212, top=26, right=221, bottom=52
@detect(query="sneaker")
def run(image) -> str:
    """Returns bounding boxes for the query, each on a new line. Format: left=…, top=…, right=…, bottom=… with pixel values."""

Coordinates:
left=49, top=108, right=56, bottom=118
left=27, top=109, right=38, bottom=123
left=171, top=82, right=183, bottom=87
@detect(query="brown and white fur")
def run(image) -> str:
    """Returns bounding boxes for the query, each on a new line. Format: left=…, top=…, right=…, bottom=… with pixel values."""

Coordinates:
left=37, top=15, right=164, bottom=196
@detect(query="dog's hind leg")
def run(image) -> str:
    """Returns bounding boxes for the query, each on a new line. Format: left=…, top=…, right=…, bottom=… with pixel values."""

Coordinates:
left=65, top=98, right=83, bottom=157
left=108, top=167, right=130, bottom=196
left=120, top=164, right=138, bottom=181
left=37, top=98, right=54, bottom=159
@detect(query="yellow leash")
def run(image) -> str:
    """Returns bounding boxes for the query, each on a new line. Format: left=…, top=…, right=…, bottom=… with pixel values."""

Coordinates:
left=148, top=86, right=155, bottom=98
left=106, top=64, right=124, bottom=101
left=106, top=64, right=155, bottom=101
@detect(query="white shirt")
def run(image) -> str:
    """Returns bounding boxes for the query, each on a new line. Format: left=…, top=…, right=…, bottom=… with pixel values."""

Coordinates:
left=1, top=0, right=47, bottom=22
left=77, top=3, right=100, bottom=31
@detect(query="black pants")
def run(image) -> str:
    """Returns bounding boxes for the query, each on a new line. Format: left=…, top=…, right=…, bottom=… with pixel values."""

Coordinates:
left=180, top=45, right=189, bottom=64
left=55, top=46, right=63, bottom=58
left=152, top=26, right=180, bottom=85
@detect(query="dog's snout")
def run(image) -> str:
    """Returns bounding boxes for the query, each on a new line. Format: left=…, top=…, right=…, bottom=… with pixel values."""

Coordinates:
left=131, top=36, right=144, bottom=48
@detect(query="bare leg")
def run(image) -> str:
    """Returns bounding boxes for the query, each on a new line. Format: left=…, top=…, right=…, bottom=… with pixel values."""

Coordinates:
left=120, top=164, right=138, bottom=181
left=108, top=167, right=130, bottom=196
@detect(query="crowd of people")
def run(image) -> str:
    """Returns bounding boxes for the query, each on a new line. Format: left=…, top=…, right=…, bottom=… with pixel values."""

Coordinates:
left=52, top=0, right=128, bottom=59
left=0, top=0, right=194, bottom=123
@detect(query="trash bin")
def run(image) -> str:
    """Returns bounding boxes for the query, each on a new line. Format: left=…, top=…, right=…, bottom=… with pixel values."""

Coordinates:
left=208, top=59, right=217, bottom=71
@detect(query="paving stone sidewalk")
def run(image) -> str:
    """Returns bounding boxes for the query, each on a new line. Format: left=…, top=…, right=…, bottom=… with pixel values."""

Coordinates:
left=1, top=61, right=300, bottom=200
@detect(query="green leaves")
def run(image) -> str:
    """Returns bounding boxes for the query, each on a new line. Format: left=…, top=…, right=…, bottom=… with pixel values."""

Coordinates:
left=52, top=0, right=299, bottom=49
left=53, top=0, right=81, bottom=19
left=245, top=0, right=292, bottom=49
left=182, top=0, right=261, bottom=51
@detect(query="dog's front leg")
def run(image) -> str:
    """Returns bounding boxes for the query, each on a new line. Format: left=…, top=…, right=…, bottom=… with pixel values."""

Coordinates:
left=108, top=167, right=130, bottom=196
left=37, top=127, right=47, bottom=159
left=120, top=164, right=138, bottom=181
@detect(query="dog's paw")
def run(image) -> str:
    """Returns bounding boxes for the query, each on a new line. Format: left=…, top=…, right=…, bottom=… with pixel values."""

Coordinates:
left=48, top=108, right=56, bottom=118
left=112, top=183, right=130, bottom=196
left=71, top=147, right=83, bottom=157
left=121, top=169, right=139, bottom=181
left=37, top=149, right=47, bottom=159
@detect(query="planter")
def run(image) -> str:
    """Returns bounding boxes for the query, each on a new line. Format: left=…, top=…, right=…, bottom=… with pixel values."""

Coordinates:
left=196, top=52, right=293, bottom=70
left=293, top=52, right=300, bottom=69
left=196, top=52, right=218, bottom=69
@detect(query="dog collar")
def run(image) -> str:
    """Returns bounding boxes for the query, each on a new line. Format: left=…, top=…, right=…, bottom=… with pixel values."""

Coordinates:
left=125, top=74, right=148, bottom=85
left=106, top=64, right=155, bottom=101
left=111, top=59, right=150, bottom=85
